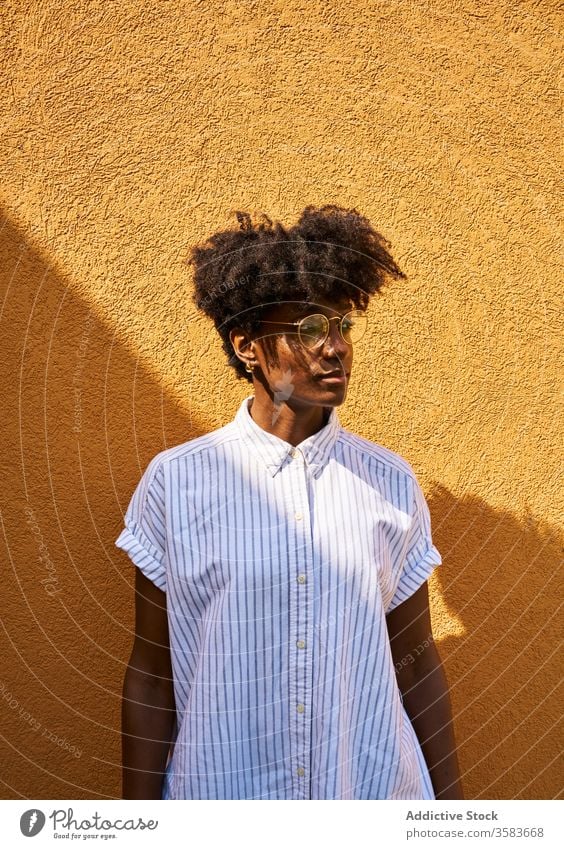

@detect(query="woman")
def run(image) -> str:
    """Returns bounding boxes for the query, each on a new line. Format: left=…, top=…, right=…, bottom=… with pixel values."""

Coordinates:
left=116, top=204, right=464, bottom=800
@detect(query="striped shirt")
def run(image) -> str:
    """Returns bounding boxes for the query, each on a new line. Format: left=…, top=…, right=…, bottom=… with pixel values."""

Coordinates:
left=115, top=394, right=442, bottom=799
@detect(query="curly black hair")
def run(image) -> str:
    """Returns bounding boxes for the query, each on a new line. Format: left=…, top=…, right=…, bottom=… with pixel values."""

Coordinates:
left=187, top=204, right=406, bottom=383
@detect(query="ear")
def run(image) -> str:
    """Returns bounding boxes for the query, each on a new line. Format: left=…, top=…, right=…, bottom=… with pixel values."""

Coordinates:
left=230, top=327, right=255, bottom=368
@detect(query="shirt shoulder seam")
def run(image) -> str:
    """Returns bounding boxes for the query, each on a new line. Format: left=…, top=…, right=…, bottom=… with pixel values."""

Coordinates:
left=336, top=430, right=416, bottom=480
left=143, top=423, right=241, bottom=474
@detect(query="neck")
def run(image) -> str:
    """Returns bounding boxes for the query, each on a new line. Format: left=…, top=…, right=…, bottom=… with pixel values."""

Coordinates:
left=248, top=384, right=330, bottom=446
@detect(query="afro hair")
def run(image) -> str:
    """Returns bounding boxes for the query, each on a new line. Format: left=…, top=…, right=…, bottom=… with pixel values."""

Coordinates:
left=187, top=204, right=406, bottom=383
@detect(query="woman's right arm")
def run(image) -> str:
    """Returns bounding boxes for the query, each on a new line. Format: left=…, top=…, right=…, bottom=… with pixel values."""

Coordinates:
left=122, top=567, right=176, bottom=799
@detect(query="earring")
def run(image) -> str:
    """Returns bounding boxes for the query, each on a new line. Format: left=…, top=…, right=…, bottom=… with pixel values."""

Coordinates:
left=245, top=362, right=255, bottom=373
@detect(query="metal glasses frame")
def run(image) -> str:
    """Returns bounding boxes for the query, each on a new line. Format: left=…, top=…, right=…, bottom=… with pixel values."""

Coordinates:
left=259, top=309, right=366, bottom=349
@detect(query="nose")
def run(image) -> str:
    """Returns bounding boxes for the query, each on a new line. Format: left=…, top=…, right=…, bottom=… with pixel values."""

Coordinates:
left=322, top=318, right=350, bottom=361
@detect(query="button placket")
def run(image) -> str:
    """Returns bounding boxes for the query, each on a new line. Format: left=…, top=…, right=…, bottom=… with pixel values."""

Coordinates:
left=285, top=455, right=314, bottom=800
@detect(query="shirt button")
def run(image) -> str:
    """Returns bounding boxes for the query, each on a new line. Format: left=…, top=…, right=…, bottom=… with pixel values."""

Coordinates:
left=296, top=703, right=305, bottom=713
left=296, top=767, right=305, bottom=777
left=296, top=640, right=306, bottom=649
left=297, top=574, right=306, bottom=584
left=294, top=512, right=303, bottom=521
left=290, top=448, right=299, bottom=458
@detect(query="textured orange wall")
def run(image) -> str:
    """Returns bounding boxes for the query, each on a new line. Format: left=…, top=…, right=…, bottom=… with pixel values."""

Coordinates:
left=1, top=0, right=562, bottom=799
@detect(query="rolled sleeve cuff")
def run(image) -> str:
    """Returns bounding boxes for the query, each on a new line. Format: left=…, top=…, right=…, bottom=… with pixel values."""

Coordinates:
left=115, top=520, right=167, bottom=592
left=386, top=543, right=442, bottom=613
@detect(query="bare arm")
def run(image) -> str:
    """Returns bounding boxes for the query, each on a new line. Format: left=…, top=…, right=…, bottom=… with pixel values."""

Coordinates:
left=122, top=567, right=176, bottom=799
left=386, top=581, right=464, bottom=800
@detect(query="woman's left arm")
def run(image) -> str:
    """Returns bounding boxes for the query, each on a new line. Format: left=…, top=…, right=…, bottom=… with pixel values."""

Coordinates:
left=386, top=580, right=464, bottom=800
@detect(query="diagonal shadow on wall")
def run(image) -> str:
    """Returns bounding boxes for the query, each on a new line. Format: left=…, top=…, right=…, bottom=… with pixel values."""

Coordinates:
left=0, top=209, right=202, bottom=799
left=0, top=209, right=561, bottom=800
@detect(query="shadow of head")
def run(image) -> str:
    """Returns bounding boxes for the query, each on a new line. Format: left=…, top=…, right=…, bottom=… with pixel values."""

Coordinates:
left=427, top=482, right=563, bottom=799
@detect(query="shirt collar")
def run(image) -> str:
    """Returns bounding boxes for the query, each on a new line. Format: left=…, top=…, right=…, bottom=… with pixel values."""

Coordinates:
left=233, top=395, right=342, bottom=478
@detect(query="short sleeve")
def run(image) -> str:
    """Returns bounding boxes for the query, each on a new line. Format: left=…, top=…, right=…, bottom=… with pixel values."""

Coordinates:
left=385, top=472, right=442, bottom=613
left=115, top=455, right=167, bottom=591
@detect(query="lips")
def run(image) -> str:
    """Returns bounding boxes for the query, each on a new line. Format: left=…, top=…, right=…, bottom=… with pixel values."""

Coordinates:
left=316, top=371, right=349, bottom=379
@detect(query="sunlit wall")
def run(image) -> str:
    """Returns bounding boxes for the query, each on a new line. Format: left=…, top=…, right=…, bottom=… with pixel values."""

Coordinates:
left=1, top=0, right=561, bottom=799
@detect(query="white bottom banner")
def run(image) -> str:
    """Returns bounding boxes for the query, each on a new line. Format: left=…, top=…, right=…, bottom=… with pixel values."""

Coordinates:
left=1, top=799, right=561, bottom=848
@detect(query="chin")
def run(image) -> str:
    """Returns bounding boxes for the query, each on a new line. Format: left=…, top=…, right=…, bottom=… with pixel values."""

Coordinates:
left=314, top=383, right=348, bottom=402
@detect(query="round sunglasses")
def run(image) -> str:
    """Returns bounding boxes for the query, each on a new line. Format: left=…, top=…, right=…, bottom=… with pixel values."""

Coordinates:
left=260, top=309, right=367, bottom=350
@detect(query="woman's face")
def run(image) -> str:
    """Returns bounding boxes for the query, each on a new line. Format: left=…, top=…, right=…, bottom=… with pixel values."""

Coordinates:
left=250, top=296, right=355, bottom=409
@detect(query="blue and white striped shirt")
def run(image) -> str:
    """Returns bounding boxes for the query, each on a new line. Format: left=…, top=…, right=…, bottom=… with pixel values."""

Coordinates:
left=115, top=395, right=442, bottom=799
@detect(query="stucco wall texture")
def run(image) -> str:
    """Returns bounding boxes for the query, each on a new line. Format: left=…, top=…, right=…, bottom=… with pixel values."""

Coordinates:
left=1, top=0, right=562, bottom=800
